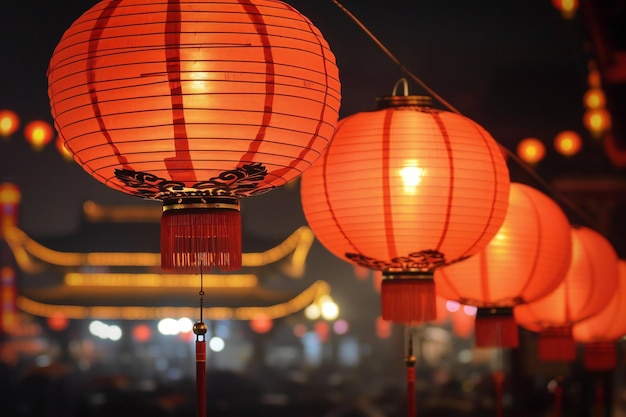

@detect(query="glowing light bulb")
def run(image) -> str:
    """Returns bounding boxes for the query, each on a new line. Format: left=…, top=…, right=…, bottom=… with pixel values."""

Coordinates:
left=399, top=163, right=424, bottom=194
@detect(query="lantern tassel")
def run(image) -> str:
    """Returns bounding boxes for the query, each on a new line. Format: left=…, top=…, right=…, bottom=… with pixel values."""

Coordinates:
left=195, top=335, right=207, bottom=417
left=474, top=308, right=518, bottom=348
left=381, top=273, right=436, bottom=324
left=161, top=199, right=241, bottom=272
left=538, top=327, right=576, bottom=362
left=584, top=342, right=616, bottom=371
left=405, top=328, right=417, bottom=417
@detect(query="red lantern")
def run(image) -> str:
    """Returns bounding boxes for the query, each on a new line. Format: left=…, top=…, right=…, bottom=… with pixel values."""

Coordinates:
left=250, top=316, right=273, bottom=334
left=0, top=109, right=20, bottom=137
left=47, top=312, right=69, bottom=331
left=583, top=108, right=611, bottom=138
left=587, top=68, right=601, bottom=88
left=572, top=260, right=626, bottom=371
left=314, top=320, right=330, bottom=343
left=516, top=137, right=546, bottom=165
left=515, top=226, right=620, bottom=362
left=48, top=0, right=341, bottom=272
left=301, top=88, right=510, bottom=324
left=552, top=0, right=579, bottom=19
left=583, top=88, right=606, bottom=110
left=132, top=323, right=152, bottom=343
left=554, top=130, right=582, bottom=157
left=375, top=316, right=392, bottom=339
left=24, top=120, right=55, bottom=151
left=435, top=183, right=572, bottom=348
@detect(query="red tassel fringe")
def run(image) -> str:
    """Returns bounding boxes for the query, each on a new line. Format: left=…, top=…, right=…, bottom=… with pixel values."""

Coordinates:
left=196, top=339, right=207, bottom=417
left=538, top=326, right=576, bottom=362
left=161, top=208, right=242, bottom=272
left=475, top=309, right=519, bottom=348
left=381, top=277, right=436, bottom=324
left=584, top=342, right=616, bottom=371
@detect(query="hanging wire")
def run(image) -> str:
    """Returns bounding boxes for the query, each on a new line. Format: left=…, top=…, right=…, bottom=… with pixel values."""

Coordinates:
left=330, top=0, right=608, bottom=240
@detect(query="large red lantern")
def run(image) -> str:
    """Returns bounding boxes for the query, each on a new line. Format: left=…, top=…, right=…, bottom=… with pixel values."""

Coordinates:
left=47, top=0, right=341, bottom=272
left=301, top=88, right=510, bottom=324
left=435, top=183, right=572, bottom=348
left=515, top=226, right=619, bottom=361
left=572, top=260, right=626, bottom=371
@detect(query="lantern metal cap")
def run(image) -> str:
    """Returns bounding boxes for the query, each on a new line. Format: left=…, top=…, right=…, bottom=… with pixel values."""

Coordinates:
left=376, top=78, right=433, bottom=109
left=376, top=95, right=433, bottom=109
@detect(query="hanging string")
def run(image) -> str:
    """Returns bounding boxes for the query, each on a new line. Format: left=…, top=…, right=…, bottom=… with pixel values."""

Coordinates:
left=405, top=326, right=417, bottom=417
left=193, top=261, right=208, bottom=417
left=330, top=0, right=606, bottom=240
left=330, top=0, right=460, bottom=115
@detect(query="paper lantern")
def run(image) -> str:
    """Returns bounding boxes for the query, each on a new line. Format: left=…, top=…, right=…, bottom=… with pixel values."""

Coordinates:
left=0, top=109, right=20, bottom=137
left=572, top=260, right=626, bottom=371
left=132, top=324, right=152, bottom=343
left=301, top=91, right=510, bottom=324
left=515, top=226, right=619, bottom=361
left=24, top=120, right=55, bottom=151
left=583, top=88, right=606, bottom=110
left=583, top=108, right=611, bottom=138
left=250, top=316, right=273, bottom=334
left=435, top=183, right=572, bottom=347
left=552, top=0, right=579, bottom=19
left=47, top=312, right=69, bottom=331
left=516, top=137, right=546, bottom=165
left=587, top=68, right=601, bottom=88
left=554, top=130, right=582, bottom=156
left=48, top=0, right=341, bottom=272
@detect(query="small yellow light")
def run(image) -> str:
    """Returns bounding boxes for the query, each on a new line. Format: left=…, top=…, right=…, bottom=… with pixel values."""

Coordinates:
left=516, top=138, right=546, bottom=165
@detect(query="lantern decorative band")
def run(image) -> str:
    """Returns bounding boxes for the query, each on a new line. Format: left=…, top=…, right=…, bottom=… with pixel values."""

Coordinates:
left=347, top=250, right=450, bottom=272
left=381, top=271, right=436, bottom=324
left=161, top=197, right=241, bottom=273
left=163, top=199, right=240, bottom=213
left=115, top=163, right=268, bottom=200
left=583, top=342, right=616, bottom=371
left=538, top=326, right=575, bottom=362
left=475, top=307, right=518, bottom=348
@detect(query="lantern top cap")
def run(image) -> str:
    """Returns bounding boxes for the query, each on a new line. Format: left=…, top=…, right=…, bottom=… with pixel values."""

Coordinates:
left=376, top=77, right=433, bottom=109
left=376, top=95, right=433, bottom=109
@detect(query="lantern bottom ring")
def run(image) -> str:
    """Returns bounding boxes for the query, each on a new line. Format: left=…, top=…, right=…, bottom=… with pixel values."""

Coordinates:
left=163, top=199, right=240, bottom=212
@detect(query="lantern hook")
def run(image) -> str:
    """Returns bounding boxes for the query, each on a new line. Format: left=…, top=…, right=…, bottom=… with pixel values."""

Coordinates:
left=392, top=78, right=409, bottom=97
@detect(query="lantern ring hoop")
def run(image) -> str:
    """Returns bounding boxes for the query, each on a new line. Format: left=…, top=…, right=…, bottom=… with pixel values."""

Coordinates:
left=163, top=201, right=240, bottom=212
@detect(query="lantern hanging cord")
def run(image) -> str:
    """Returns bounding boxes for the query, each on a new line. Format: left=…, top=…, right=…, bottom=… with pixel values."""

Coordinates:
left=331, top=0, right=460, bottom=115
left=199, top=261, right=204, bottom=323
left=331, top=0, right=605, bottom=241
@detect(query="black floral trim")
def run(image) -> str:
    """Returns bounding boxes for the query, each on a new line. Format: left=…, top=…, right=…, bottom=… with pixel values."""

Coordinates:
left=114, top=163, right=270, bottom=200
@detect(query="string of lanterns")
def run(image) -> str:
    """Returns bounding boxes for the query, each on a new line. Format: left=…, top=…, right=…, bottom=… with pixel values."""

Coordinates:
left=1, top=1, right=624, bottom=417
